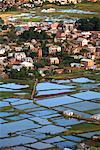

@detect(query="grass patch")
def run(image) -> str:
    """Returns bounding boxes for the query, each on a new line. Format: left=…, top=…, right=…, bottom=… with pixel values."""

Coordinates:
left=42, top=2, right=100, bottom=13
left=76, top=2, right=100, bottom=13
left=40, top=2, right=100, bottom=18
left=0, top=11, right=21, bottom=19
left=0, top=92, right=15, bottom=99
left=90, top=146, right=100, bottom=150
left=65, top=12, right=99, bottom=18
left=0, top=106, right=12, bottom=112
left=22, top=17, right=42, bottom=22
left=41, top=10, right=99, bottom=18
left=0, top=78, right=35, bottom=99
left=69, top=122, right=100, bottom=134
left=87, top=73, right=100, bottom=82
left=85, top=109, right=100, bottom=115
left=1, top=2, right=100, bottom=21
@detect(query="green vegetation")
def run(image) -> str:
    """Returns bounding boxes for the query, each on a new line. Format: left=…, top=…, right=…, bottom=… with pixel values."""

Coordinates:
left=19, top=27, right=50, bottom=41
left=22, top=17, right=42, bottom=22
left=34, top=58, right=48, bottom=68
left=90, top=146, right=100, bottom=150
left=40, top=2, right=100, bottom=18
left=7, top=29, right=17, bottom=42
left=42, top=2, right=100, bottom=13
left=60, top=54, right=80, bottom=66
left=76, top=2, right=100, bottom=13
left=0, top=106, right=12, bottom=112
left=87, top=71, right=100, bottom=82
left=46, top=70, right=100, bottom=90
left=2, top=70, right=99, bottom=100
left=41, top=43, right=49, bottom=56
left=64, top=13, right=98, bottom=18
left=0, top=17, right=4, bottom=25
left=0, top=91, right=15, bottom=99
left=69, top=123, right=100, bottom=133
left=5, top=6, right=17, bottom=12
left=30, top=51, right=37, bottom=58
left=0, top=2, right=100, bottom=22
left=85, top=109, right=100, bottom=115
left=40, top=11, right=99, bottom=19
left=0, top=78, right=36, bottom=99
left=76, top=17, right=100, bottom=31
left=10, top=67, right=29, bottom=79
left=0, top=36, right=4, bottom=44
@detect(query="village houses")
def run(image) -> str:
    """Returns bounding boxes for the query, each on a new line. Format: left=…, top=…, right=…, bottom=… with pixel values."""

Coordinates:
left=0, top=19, right=99, bottom=78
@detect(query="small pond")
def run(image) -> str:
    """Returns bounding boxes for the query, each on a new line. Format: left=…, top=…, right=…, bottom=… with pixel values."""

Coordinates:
left=57, top=9, right=97, bottom=14
left=71, top=77, right=95, bottom=83
left=72, top=91, right=100, bottom=100
left=42, top=8, right=97, bottom=14
left=0, top=83, right=29, bottom=90
left=37, top=95, right=82, bottom=107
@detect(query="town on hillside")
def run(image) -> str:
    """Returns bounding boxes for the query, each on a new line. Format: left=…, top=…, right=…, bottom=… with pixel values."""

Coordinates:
left=0, top=1, right=100, bottom=150
left=0, top=0, right=98, bottom=11
left=0, top=16, right=100, bottom=79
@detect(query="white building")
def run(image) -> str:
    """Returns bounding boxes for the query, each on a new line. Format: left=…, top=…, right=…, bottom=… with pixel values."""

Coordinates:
left=63, top=110, right=74, bottom=116
left=0, top=57, right=6, bottom=65
left=50, top=57, right=59, bottom=65
left=21, top=61, right=34, bottom=69
left=77, top=38, right=88, bottom=46
left=70, top=63, right=84, bottom=68
left=23, top=57, right=33, bottom=63
left=0, top=48, right=6, bottom=55
left=91, top=114, right=100, bottom=121
left=12, top=65, right=23, bottom=71
left=14, top=52, right=26, bottom=61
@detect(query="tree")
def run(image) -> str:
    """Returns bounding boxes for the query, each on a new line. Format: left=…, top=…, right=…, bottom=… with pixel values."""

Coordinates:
left=90, top=17, right=100, bottom=31
left=33, top=61, right=45, bottom=69
left=30, top=52, right=37, bottom=58
left=10, top=67, right=28, bottom=79
left=0, top=36, right=4, bottom=44
left=19, top=27, right=50, bottom=41
left=19, top=27, right=35, bottom=41
left=7, top=29, right=17, bottom=42
left=2, top=25, right=8, bottom=30
left=34, top=62, right=41, bottom=68
left=32, top=70, right=40, bottom=78
left=33, top=58, right=48, bottom=68
left=76, top=17, right=100, bottom=31
left=52, top=33, right=56, bottom=41
left=0, top=17, right=4, bottom=25
left=61, top=54, right=75, bottom=66
left=6, top=6, right=17, bottom=12
left=41, top=43, right=49, bottom=56
left=39, top=30, right=49, bottom=40
left=41, top=58, right=49, bottom=66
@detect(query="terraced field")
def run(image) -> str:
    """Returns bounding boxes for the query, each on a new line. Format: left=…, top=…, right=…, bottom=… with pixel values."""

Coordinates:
left=0, top=76, right=100, bottom=149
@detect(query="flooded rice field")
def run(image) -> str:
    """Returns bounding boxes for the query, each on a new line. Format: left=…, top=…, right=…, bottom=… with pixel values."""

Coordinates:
left=41, top=8, right=97, bottom=15
left=5, top=7, right=98, bottom=25
left=0, top=77, right=100, bottom=149
left=57, top=9, right=97, bottom=14
left=6, top=11, right=78, bottom=23
left=0, top=83, right=29, bottom=90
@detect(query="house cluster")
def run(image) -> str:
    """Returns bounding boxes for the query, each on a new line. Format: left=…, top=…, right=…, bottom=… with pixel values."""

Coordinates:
left=0, top=0, right=35, bottom=11
left=0, top=19, right=100, bottom=78
left=0, top=0, right=82, bottom=11
left=47, top=0, right=81, bottom=5
left=0, top=0, right=98, bottom=11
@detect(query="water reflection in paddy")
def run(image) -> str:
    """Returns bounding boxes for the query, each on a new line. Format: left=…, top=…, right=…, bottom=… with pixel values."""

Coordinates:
left=0, top=77, right=100, bottom=149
